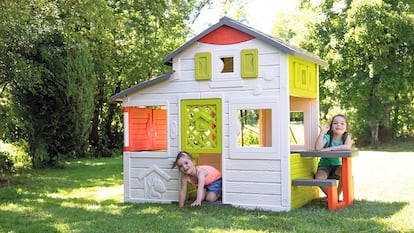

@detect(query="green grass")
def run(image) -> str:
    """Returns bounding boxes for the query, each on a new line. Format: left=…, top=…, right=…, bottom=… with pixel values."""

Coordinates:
left=1, top=151, right=413, bottom=233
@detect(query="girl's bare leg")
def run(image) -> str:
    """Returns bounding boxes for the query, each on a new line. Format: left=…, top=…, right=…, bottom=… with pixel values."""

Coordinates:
left=205, top=191, right=220, bottom=202
left=315, top=170, right=329, bottom=196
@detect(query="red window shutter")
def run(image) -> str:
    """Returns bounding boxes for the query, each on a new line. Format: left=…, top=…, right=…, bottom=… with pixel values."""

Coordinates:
left=129, top=108, right=152, bottom=151
left=127, top=108, right=167, bottom=151
left=152, top=109, right=167, bottom=150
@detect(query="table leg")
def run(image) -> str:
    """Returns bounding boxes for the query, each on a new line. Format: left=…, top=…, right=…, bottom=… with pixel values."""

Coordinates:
left=342, top=157, right=353, bottom=206
left=327, top=186, right=338, bottom=210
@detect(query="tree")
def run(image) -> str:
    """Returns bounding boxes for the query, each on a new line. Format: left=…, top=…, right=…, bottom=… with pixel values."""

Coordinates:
left=300, top=0, right=414, bottom=147
left=94, top=0, right=210, bottom=154
left=190, top=0, right=248, bottom=36
left=0, top=0, right=211, bottom=167
left=1, top=0, right=95, bottom=167
left=13, top=33, right=95, bottom=168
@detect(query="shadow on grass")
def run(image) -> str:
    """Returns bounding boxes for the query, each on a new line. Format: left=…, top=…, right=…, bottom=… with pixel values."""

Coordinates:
left=0, top=157, right=124, bottom=232
left=358, top=138, right=414, bottom=152
left=112, top=200, right=408, bottom=233
left=0, top=156, right=410, bottom=233
left=0, top=188, right=409, bottom=233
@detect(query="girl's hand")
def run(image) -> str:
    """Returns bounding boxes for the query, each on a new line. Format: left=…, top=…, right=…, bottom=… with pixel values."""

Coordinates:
left=191, top=200, right=202, bottom=206
left=319, top=124, right=329, bottom=134
left=321, top=147, right=332, bottom=152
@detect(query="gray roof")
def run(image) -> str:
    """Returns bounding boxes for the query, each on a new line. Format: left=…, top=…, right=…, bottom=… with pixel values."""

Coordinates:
left=112, top=17, right=327, bottom=103
left=110, top=71, right=173, bottom=103
left=163, top=16, right=327, bottom=66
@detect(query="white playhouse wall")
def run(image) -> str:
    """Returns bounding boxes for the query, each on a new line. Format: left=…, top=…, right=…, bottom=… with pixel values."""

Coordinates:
left=122, top=38, right=291, bottom=211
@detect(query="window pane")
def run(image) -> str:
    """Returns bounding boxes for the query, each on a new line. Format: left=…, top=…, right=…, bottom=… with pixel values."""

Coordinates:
left=220, top=57, right=234, bottom=73
left=290, top=112, right=304, bottom=145
left=237, top=109, right=272, bottom=147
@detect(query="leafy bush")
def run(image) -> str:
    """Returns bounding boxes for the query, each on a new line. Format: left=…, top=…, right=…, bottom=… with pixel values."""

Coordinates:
left=0, top=151, right=14, bottom=173
left=10, top=32, right=95, bottom=168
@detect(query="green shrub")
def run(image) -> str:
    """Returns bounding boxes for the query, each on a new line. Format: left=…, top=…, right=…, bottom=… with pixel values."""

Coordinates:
left=0, top=151, right=14, bottom=173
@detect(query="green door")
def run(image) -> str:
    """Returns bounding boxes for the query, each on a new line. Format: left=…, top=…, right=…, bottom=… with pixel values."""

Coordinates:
left=180, top=99, right=222, bottom=154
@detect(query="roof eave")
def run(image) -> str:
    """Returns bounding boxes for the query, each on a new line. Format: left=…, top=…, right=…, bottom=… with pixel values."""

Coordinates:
left=110, top=71, right=174, bottom=103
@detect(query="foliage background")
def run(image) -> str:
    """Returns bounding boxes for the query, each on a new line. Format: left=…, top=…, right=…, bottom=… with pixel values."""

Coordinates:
left=0, top=0, right=210, bottom=168
left=1, top=0, right=413, bottom=168
left=273, top=0, right=414, bottom=147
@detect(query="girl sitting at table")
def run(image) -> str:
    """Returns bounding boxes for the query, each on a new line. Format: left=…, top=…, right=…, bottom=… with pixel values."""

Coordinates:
left=314, top=114, right=352, bottom=201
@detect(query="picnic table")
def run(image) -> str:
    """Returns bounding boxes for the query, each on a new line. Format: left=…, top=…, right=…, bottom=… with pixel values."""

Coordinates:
left=291, top=150, right=359, bottom=210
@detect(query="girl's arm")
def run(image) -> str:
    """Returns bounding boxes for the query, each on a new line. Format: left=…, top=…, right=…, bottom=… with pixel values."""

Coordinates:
left=191, top=168, right=208, bottom=206
left=315, top=125, right=329, bottom=151
left=321, top=135, right=352, bottom=151
left=178, top=175, right=188, bottom=207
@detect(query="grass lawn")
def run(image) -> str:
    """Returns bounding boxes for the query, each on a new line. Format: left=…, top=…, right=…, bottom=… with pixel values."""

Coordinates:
left=0, top=151, right=413, bottom=233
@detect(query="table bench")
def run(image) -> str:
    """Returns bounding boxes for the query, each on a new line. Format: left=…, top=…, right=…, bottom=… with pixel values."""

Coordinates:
left=291, top=150, right=358, bottom=210
left=292, top=178, right=338, bottom=210
left=292, top=178, right=337, bottom=187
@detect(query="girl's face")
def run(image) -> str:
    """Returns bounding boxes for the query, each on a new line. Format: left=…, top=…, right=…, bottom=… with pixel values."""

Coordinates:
left=176, top=156, right=196, bottom=175
left=331, top=115, right=348, bottom=135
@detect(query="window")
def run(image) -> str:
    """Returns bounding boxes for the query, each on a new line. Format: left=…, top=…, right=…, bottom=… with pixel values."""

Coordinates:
left=290, top=112, right=305, bottom=145
left=290, top=96, right=318, bottom=150
left=237, top=109, right=272, bottom=148
left=211, top=50, right=240, bottom=81
left=220, top=57, right=234, bottom=73
left=229, top=99, right=280, bottom=158
left=124, top=106, right=167, bottom=151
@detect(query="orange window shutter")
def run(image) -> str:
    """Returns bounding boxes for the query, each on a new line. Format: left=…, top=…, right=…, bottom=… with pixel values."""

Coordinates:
left=129, top=108, right=152, bottom=151
left=152, top=109, right=167, bottom=150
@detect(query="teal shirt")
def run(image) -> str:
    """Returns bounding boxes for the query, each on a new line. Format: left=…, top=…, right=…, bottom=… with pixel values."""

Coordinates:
left=318, top=134, right=346, bottom=167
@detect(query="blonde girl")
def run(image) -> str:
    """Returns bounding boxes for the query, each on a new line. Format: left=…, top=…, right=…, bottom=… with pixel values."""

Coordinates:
left=174, top=151, right=222, bottom=207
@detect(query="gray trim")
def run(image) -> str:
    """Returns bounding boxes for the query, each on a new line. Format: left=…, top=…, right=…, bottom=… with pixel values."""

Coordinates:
left=291, top=150, right=359, bottom=158
left=292, top=179, right=337, bottom=187
left=163, top=16, right=327, bottom=66
left=110, top=71, right=174, bottom=103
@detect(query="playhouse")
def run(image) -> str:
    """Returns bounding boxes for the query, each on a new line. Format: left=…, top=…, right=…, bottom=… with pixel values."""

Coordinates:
left=111, top=17, right=328, bottom=211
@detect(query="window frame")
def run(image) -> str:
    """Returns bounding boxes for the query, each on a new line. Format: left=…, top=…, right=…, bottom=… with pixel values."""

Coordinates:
left=289, top=111, right=305, bottom=146
left=212, top=50, right=240, bottom=81
left=229, top=98, right=280, bottom=159
left=289, top=98, right=312, bottom=151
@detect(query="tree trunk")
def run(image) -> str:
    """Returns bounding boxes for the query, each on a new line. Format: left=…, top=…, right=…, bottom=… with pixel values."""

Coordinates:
left=89, top=79, right=105, bottom=150
left=89, top=104, right=100, bottom=148
left=105, top=80, right=122, bottom=149
left=370, top=122, right=379, bottom=149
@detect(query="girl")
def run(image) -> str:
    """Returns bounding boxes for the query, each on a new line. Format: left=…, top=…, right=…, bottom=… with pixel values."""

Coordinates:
left=314, top=114, right=352, bottom=199
left=174, top=151, right=222, bottom=207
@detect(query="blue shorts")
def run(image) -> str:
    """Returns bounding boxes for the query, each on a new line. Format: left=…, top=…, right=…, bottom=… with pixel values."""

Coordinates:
left=205, top=178, right=222, bottom=194
left=318, top=165, right=341, bottom=178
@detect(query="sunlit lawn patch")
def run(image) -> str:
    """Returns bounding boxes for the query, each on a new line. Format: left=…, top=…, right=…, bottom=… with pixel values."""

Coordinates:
left=0, top=150, right=413, bottom=233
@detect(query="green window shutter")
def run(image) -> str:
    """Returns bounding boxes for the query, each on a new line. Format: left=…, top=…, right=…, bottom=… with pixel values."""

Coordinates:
left=195, top=52, right=212, bottom=80
left=241, top=49, right=258, bottom=78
